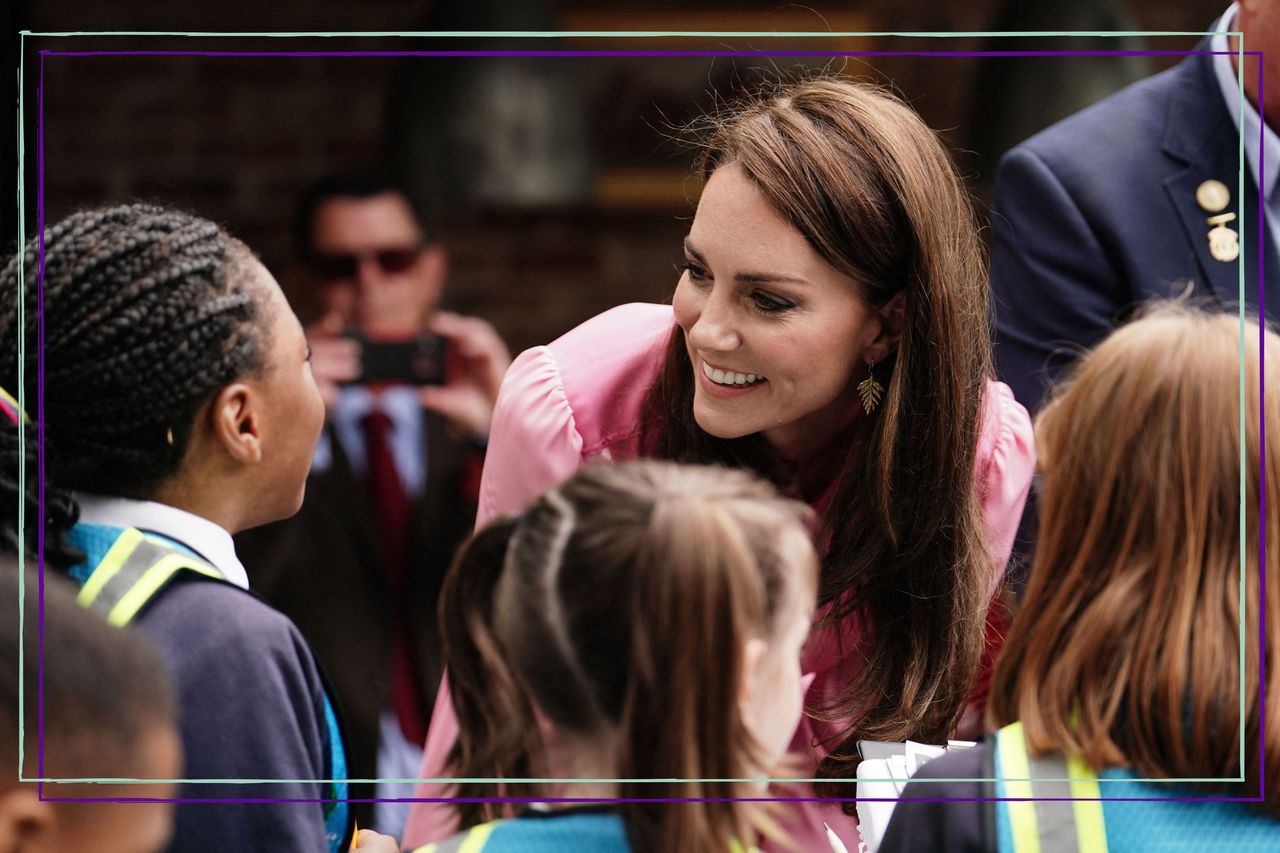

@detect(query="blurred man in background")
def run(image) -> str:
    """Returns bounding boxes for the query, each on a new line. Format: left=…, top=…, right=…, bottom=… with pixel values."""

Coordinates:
left=988, top=2, right=1280, bottom=592
left=990, top=0, right=1279, bottom=415
left=237, top=172, right=511, bottom=837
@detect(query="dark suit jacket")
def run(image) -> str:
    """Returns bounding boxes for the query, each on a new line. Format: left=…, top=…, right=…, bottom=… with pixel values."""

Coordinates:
left=878, top=740, right=995, bottom=853
left=235, top=411, right=477, bottom=827
left=990, top=43, right=1279, bottom=414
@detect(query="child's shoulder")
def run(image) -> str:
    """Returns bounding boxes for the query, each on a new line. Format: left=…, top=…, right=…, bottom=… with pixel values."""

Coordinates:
left=416, top=810, right=631, bottom=853
left=139, top=577, right=317, bottom=671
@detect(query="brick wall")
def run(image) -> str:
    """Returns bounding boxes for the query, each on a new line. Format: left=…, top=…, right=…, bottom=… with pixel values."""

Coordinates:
left=20, top=0, right=1227, bottom=353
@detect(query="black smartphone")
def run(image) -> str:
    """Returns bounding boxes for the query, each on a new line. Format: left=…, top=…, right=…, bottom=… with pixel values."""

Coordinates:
left=342, top=330, right=453, bottom=386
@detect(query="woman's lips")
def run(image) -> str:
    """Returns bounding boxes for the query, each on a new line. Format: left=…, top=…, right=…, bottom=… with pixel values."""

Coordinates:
left=697, top=359, right=767, bottom=398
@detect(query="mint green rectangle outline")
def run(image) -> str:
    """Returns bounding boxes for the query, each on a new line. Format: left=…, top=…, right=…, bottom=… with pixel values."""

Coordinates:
left=16, top=27, right=1256, bottom=793
left=14, top=30, right=27, bottom=788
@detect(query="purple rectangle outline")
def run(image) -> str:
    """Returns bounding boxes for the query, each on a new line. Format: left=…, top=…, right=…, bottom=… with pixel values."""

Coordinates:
left=30, top=45, right=1266, bottom=808
left=31, top=48, right=1269, bottom=59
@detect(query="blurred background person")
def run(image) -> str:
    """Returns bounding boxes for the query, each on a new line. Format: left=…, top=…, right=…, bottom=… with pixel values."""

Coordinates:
left=880, top=304, right=1280, bottom=851
left=986, top=1, right=1278, bottom=590
left=0, top=565, right=178, bottom=853
left=236, top=171, right=511, bottom=837
left=990, top=0, right=1280, bottom=415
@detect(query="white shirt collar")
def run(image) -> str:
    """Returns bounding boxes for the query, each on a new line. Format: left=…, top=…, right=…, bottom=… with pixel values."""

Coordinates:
left=75, top=494, right=250, bottom=590
left=1211, top=3, right=1280, bottom=199
left=332, top=383, right=421, bottom=427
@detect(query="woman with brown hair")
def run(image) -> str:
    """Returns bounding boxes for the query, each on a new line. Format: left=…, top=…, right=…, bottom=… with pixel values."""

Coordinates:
left=404, top=77, right=1036, bottom=849
left=410, top=461, right=818, bottom=853
left=881, top=304, right=1280, bottom=851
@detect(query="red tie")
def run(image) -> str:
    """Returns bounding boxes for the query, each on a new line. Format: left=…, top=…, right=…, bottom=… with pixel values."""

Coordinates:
left=360, top=409, right=425, bottom=745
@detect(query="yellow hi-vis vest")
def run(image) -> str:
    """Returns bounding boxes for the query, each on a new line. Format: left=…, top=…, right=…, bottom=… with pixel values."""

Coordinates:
left=76, top=526, right=357, bottom=852
left=412, top=820, right=501, bottom=853
left=996, top=721, right=1108, bottom=853
left=77, top=526, right=223, bottom=625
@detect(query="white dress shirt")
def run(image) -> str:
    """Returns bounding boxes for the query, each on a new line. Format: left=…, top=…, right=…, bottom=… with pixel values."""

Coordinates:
left=311, top=384, right=426, bottom=497
left=75, top=493, right=250, bottom=590
left=1212, top=4, right=1280, bottom=256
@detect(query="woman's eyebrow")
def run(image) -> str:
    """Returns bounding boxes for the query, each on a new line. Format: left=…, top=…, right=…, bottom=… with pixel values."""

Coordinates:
left=683, top=237, right=708, bottom=267
left=736, top=270, right=809, bottom=285
left=685, top=237, right=808, bottom=285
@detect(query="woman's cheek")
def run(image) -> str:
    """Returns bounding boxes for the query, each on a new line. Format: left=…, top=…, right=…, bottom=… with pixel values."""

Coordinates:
left=671, top=279, right=701, bottom=333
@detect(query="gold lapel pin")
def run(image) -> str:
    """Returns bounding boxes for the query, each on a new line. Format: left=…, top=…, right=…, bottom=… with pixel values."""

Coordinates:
left=1206, top=211, right=1239, bottom=262
left=1196, top=179, right=1230, bottom=213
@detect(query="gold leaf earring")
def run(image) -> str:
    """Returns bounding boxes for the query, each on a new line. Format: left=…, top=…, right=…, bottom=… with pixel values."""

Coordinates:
left=857, top=360, right=884, bottom=415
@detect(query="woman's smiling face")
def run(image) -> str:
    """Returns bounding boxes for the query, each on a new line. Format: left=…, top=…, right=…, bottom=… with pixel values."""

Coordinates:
left=673, top=163, right=891, bottom=459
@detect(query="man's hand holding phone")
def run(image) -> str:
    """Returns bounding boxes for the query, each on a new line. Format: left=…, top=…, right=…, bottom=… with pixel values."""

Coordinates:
left=418, top=311, right=512, bottom=441
left=305, top=313, right=361, bottom=409
left=305, top=310, right=511, bottom=441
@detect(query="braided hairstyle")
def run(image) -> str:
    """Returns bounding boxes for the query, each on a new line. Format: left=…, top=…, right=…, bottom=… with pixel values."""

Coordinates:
left=0, top=204, right=271, bottom=568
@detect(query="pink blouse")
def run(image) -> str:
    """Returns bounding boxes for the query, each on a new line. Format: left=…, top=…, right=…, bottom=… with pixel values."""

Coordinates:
left=402, top=302, right=1035, bottom=850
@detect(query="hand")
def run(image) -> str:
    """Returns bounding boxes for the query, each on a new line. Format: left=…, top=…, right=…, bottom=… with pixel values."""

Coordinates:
left=419, top=311, right=512, bottom=441
left=351, top=828, right=402, bottom=851
left=305, top=313, right=360, bottom=411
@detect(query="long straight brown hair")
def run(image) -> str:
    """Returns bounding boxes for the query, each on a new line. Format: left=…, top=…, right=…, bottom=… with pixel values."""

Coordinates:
left=440, top=461, right=818, bottom=853
left=989, top=304, right=1280, bottom=814
left=641, top=78, right=994, bottom=786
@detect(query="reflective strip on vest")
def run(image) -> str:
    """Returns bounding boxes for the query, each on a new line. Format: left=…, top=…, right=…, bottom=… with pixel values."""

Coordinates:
left=413, top=820, right=501, bottom=853
left=997, top=722, right=1108, bottom=853
left=78, top=528, right=223, bottom=627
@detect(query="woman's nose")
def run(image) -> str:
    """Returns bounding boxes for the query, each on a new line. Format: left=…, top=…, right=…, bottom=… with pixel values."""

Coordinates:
left=687, top=293, right=742, bottom=352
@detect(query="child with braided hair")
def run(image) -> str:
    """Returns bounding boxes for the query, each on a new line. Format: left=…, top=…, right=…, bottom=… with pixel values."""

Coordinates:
left=0, top=204, right=400, bottom=852
left=414, top=460, right=819, bottom=853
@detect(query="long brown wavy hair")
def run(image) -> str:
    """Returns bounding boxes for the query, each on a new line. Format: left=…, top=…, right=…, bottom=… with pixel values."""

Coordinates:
left=641, top=78, right=994, bottom=789
left=989, top=304, right=1280, bottom=815
left=441, top=461, right=818, bottom=853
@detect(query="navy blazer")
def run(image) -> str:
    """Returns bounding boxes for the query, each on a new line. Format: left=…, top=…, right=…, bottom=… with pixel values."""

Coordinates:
left=990, top=45, right=1279, bottom=413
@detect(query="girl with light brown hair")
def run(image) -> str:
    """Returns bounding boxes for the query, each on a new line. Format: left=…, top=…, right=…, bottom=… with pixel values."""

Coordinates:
left=404, top=76, right=1035, bottom=851
left=882, top=304, right=1280, bottom=851
left=409, top=460, right=817, bottom=853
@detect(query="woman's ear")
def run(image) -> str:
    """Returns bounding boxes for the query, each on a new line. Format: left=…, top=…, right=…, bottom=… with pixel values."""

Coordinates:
left=864, top=291, right=906, bottom=364
left=0, top=787, right=55, bottom=851
left=206, top=381, right=264, bottom=466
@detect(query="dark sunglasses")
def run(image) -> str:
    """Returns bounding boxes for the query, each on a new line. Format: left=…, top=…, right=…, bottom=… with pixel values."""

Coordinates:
left=306, top=245, right=422, bottom=280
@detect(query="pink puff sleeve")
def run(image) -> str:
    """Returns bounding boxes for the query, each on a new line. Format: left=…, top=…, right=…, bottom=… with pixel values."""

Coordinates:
left=974, top=379, right=1036, bottom=588
left=476, top=346, right=587, bottom=527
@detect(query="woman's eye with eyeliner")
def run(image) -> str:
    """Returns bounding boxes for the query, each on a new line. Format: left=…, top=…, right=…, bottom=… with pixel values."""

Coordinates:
left=752, top=291, right=794, bottom=313
left=677, top=259, right=710, bottom=282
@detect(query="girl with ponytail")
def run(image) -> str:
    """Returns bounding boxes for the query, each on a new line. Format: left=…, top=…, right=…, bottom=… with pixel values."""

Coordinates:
left=414, top=460, right=818, bottom=853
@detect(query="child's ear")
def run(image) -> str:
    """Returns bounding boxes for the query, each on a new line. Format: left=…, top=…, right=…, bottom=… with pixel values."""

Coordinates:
left=206, top=382, right=264, bottom=466
left=737, top=636, right=769, bottom=725
left=0, top=787, right=55, bottom=850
